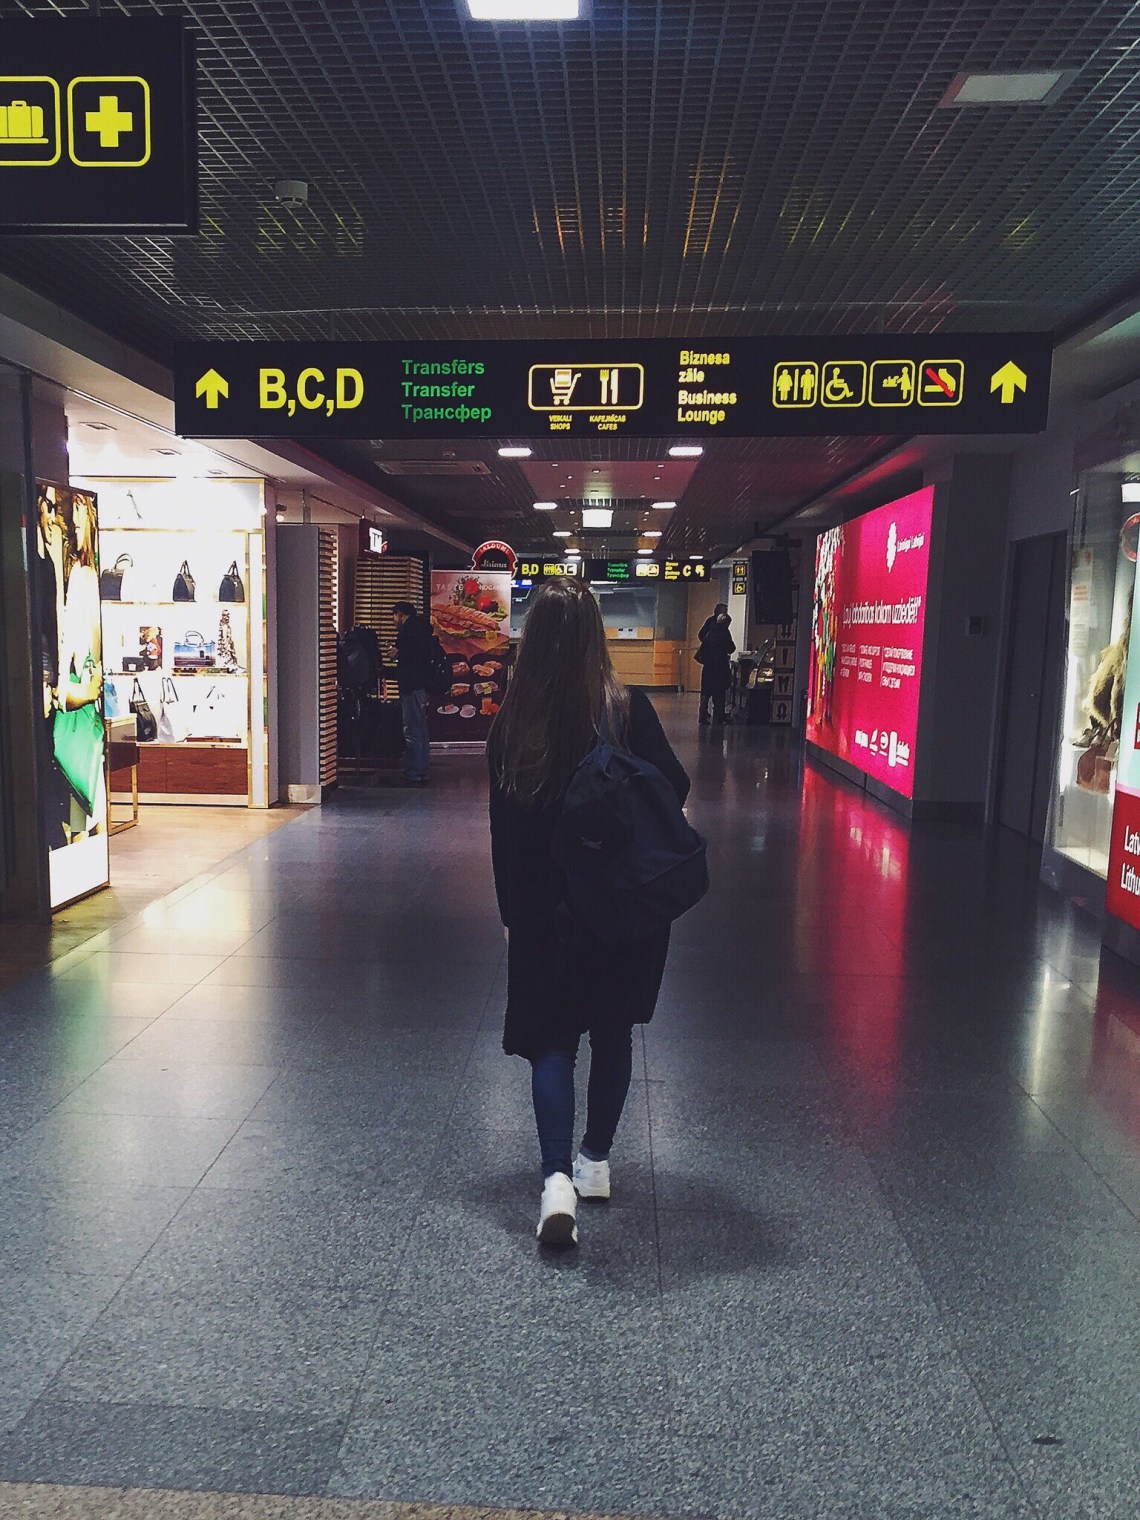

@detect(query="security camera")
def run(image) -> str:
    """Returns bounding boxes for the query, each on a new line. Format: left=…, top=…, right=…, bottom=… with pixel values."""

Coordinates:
left=273, top=179, right=308, bottom=209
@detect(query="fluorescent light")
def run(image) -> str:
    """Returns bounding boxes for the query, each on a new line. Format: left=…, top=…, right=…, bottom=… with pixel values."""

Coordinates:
left=941, top=70, right=1073, bottom=106
left=467, top=0, right=580, bottom=18
left=689, top=555, right=703, bottom=561
left=652, top=501, right=677, bottom=510
left=533, top=501, right=558, bottom=511
left=565, top=551, right=581, bottom=559
left=637, top=548, right=653, bottom=555
left=553, top=529, right=572, bottom=537
left=644, top=530, right=662, bottom=537
left=669, top=445, right=703, bottom=457
left=582, top=507, right=613, bottom=528
left=498, top=446, right=532, bottom=458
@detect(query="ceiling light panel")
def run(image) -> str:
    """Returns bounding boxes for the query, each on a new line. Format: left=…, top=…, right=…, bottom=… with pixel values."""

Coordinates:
left=581, top=507, right=614, bottom=528
left=466, top=1, right=580, bottom=19
left=941, top=70, right=1074, bottom=106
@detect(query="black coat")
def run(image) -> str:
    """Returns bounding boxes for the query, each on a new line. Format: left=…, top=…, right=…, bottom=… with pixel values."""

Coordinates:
left=698, top=622, right=735, bottom=693
left=490, top=688, right=691, bottom=1059
left=394, top=613, right=434, bottom=695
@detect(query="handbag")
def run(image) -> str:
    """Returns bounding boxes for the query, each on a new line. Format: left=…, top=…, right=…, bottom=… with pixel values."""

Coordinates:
left=219, top=561, right=245, bottom=603
left=99, top=553, right=132, bottom=601
left=52, top=682, right=105, bottom=816
left=103, top=675, right=125, bottom=720
left=157, top=676, right=191, bottom=743
left=173, top=630, right=217, bottom=669
left=173, top=560, right=196, bottom=602
left=185, top=683, right=245, bottom=741
left=130, top=678, right=158, bottom=743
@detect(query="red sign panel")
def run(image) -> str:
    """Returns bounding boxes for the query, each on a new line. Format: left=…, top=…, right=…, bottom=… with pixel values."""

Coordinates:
left=806, top=487, right=934, bottom=799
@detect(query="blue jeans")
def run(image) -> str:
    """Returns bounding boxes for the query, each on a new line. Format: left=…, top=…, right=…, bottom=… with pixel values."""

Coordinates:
left=530, top=1024, right=635, bottom=1179
left=400, top=689, right=429, bottom=780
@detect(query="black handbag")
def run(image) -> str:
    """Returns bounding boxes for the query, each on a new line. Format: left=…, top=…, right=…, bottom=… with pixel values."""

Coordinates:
left=219, top=561, right=245, bottom=603
left=99, top=553, right=132, bottom=601
left=173, top=560, right=196, bottom=602
left=130, top=678, right=158, bottom=743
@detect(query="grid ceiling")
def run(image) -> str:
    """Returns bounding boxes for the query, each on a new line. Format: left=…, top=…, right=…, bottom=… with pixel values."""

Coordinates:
left=4, top=0, right=1140, bottom=553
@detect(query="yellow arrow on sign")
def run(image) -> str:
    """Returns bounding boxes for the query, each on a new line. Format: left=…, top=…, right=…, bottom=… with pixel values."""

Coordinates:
left=195, top=369, right=229, bottom=409
left=990, top=361, right=1027, bottom=404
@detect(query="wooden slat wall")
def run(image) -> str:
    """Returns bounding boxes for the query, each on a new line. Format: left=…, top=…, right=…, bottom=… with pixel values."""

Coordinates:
left=318, top=529, right=338, bottom=788
left=352, top=555, right=424, bottom=701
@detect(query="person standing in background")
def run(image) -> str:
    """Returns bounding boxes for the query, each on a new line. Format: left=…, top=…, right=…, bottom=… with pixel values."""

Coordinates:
left=697, top=611, right=735, bottom=726
left=389, top=601, right=433, bottom=786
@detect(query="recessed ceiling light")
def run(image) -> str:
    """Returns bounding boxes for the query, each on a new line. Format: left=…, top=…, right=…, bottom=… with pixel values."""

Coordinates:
left=940, top=70, right=1075, bottom=107
left=669, top=445, right=703, bottom=458
left=153, top=447, right=180, bottom=457
left=553, top=529, right=572, bottom=537
left=533, top=501, right=558, bottom=510
left=498, top=446, right=532, bottom=458
left=82, top=420, right=116, bottom=432
left=565, top=550, right=581, bottom=559
left=645, top=530, right=662, bottom=538
left=466, top=0, right=580, bottom=19
left=689, top=554, right=703, bottom=561
left=637, top=548, right=653, bottom=555
left=582, top=507, right=613, bottom=528
left=652, top=501, right=677, bottom=510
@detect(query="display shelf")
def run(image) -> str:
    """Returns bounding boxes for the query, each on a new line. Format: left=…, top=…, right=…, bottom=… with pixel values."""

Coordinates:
left=107, top=669, right=248, bottom=678
left=102, top=600, right=249, bottom=610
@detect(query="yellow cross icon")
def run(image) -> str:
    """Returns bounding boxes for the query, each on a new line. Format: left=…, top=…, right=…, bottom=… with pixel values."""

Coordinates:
left=85, top=95, right=132, bottom=148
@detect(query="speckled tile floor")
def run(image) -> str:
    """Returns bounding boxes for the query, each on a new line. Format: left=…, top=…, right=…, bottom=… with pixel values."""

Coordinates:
left=0, top=698, right=1139, bottom=1519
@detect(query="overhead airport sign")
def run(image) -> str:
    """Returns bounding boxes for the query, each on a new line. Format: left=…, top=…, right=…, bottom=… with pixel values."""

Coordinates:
left=0, top=18, right=197, bottom=233
left=175, top=334, right=1052, bottom=441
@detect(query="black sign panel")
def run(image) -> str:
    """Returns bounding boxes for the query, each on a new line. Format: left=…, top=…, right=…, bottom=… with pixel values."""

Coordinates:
left=175, top=333, right=1052, bottom=440
left=0, top=19, right=196, bottom=233
left=584, top=558, right=709, bottom=584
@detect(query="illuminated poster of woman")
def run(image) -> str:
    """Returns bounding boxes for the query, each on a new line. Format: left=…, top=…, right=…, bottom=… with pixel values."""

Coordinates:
left=37, top=483, right=109, bottom=907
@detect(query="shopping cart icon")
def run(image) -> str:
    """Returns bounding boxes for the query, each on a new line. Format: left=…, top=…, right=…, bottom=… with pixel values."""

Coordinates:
left=550, top=368, right=581, bottom=406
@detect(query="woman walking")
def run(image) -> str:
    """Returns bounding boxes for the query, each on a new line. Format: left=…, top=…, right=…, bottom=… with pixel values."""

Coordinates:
left=488, top=579, right=690, bottom=1246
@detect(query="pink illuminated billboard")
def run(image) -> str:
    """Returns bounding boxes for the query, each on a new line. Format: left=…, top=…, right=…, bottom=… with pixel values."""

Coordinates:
left=806, top=486, right=934, bottom=799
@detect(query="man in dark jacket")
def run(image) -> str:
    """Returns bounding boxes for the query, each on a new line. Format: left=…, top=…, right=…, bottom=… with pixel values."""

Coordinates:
left=391, top=601, right=433, bottom=784
left=697, top=612, right=736, bottom=726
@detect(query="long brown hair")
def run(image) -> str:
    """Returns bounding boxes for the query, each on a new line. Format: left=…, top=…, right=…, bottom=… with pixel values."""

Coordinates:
left=489, top=577, right=629, bottom=806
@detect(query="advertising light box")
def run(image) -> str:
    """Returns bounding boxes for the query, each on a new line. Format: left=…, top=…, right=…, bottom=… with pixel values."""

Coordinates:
left=806, top=487, right=934, bottom=799
left=1104, top=564, right=1140, bottom=929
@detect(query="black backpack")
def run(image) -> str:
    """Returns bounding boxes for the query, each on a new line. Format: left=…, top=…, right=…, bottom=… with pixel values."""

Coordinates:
left=552, top=738, right=709, bottom=942
left=427, top=633, right=452, bottom=698
left=337, top=626, right=381, bottom=690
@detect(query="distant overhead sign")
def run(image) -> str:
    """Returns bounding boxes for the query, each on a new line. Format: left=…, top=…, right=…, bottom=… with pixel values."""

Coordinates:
left=174, top=334, right=1052, bottom=441
left=0, top=18, right=197, bottom=233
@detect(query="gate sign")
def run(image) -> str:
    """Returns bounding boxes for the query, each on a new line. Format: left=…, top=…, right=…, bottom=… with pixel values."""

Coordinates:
left=0, top=19, right=197, bottom=233
left=174, top=334, right=1052, bottom=440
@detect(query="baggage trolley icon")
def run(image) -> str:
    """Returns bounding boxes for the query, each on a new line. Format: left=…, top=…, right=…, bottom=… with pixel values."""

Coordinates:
left=550, top=368, right=581, bottom=406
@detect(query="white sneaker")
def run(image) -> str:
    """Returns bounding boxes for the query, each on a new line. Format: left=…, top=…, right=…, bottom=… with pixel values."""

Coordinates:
left=573, top=1153, right=611, bottom=1200
left=536, top=1172, right=578, bottom=1246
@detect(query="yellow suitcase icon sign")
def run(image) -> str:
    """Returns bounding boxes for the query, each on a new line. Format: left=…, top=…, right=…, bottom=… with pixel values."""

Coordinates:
left=0, top=100, right=47, bottom=144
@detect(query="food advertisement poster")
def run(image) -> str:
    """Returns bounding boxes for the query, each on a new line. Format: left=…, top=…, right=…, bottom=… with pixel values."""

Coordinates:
left=806, top=486, right=934, bottom=799
left=428, top=570, right=512, bottom=744
left=36, top=482, right=110, bottom=909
